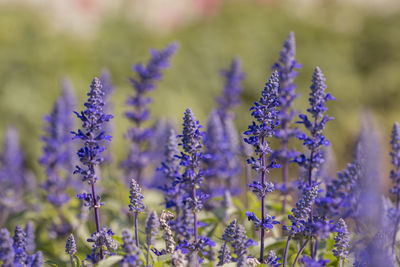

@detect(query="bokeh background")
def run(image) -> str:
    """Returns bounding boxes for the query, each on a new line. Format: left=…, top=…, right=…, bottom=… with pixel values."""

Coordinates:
left=1, top=0, right=400, bottom=184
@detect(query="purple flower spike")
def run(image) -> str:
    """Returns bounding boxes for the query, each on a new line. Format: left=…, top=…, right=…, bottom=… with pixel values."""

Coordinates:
left=122, top=43, right=178, bottom=185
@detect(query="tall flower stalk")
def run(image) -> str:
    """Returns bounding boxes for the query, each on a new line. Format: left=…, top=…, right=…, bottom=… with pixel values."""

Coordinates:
left=72, top=77, right=113, bottom=260
left=271, top=32, right=301, bottom=214
left=243, top=71, right=281, bottom=262
left=295, top=66, right=335, bottom=259
left=175, top=108, right=211, bottom=265
left=40, top=81, right=76, bottom=208
left=122, top=43, right=178, bottom=185
left=390, top=122, right=400, bottom=253
left=0, top=127, right=27, bottom=225
left=129, top=178, right=145, bottom=247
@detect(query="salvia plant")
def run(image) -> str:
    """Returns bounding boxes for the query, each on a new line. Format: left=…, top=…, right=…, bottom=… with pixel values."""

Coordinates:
left=122, top=43, right=178, bottom=186
left=3, top=32, right=400, bottom=267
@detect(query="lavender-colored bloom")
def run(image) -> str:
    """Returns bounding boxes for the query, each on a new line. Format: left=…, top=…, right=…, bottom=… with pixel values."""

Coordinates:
left=122, top=43, right=178, bottom=185
left=243, top=70, right=280, bottom=262
left=65, top=234, right=77, bottom=256
left=216, top=58, right=245, bottom=119
left=296, top=67, right=335, bottom=184
left=333, top=219, right=349, bottom=262
left=100, top=69, right=115, bottom=164
left=145, top=211, right=159, bottom=246
left=300, top=256, right=329, bottom=267
left=204, top=110, right=242, bottom=196
left=218, top=220, right=256, bottom=266
left=72, top=77, right=113, bottom=260
left=87, top=226, right=117, bottom=262
left=119, top=230, right=142, bottom=267
left=26, top=251, right=43, bottom=267
left=0, top=127, right=26, bottom=216
left=318, top=149, right=362, bottom=219
left=245, top=211, right=279, bottom=231
left=389, top=123, right=400, bottom=253
left=217, top=242, right=231, bottom=266
left=231, top=223, right=251, bottom=267
left=284, top=185, right=319, bottom=236
left=176, top=109, right=206, bottom=208
left=350, top=116, right=394, bottom=267
left=25, top=221, right=35, bottom=254
left=13, top=225, right=27, bottom=265
left=159, top=129, right=184, bottom=212
left=271, top=32, right=302, bottom=213
left=129, top=178, right=145, bottom=213
left=40, top=79, right=76, bottom=207
left=176, top=236, right=215, bottom=262
left=265, top=250, right=281, bottom=267
left=72, top=77, right=113, bottom=183
left=145, top=211, right=159, bottom=265
left=390, top=123, right=400, bottom=195
left=0, top=228, right=14, bottom=267
left=175, top=201, right=194, bottom=241
left=210, top=59, right=244, bottom=193
left=174, top=108, right=211, bottom=264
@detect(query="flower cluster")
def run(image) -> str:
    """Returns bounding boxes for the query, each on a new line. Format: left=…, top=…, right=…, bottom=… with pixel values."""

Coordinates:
left=218, top=220, right=257, bottom=266
left=122, top=43, right=178, bottom=185
left=0, top=224, right=42, bottom=266
left=87, top=226, right=117, bottom=262
left=332, top=218, right=349, bottom=262
left=72, top=77, right=113, bottom=184
left=0, top=127, right=28, bottom=216
left=120, top=230, right=142, bottom=267
left=243, top=70, right=280, bottom=262
left=295, top=67, right=335, bottom=183
left=271, top=32, right=302, bottom=212
left=284, top=185, right=319, bottom=236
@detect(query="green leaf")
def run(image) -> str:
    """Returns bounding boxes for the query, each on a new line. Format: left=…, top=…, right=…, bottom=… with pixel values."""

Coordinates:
left=97, top=255, right=123, bottom=267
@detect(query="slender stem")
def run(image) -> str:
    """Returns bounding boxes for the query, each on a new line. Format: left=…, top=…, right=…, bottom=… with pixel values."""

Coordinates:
left=69, top=255, right=75, bottom=267
left=283, top=235, right=292, bottom=267
left=282, top=157, right=288, bottom=214
left=312, top=238, right=319, bottom=259
left=339, top=258, right=343, bottom=267
left=192, top=185, right=199, bottom=267
left=134, top=212, right=139, bottom=247
left=260, top=136, right=266, bottom=263
left=90, top=180, right=103, bottom=259
left=292, top=238, right=310, bottom=267
left=146, top=242, right=151, bottom=266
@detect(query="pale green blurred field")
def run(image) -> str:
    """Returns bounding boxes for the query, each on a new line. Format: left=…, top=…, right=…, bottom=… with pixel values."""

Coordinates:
left=0, top=0, right=399, bottom=172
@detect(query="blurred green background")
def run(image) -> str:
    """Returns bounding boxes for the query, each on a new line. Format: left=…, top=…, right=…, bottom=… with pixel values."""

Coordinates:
left=0, top=0, right=400, bottom=174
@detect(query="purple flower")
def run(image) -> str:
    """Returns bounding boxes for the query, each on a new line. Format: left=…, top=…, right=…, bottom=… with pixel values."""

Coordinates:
left=243, top=70, right=280, bottom=262
left=72, top=77, right=113, bottom=183
left=86, top=226, right=117, bottom=262
left=40, top=82, right=76, bottom=207
left=122, top=43, right=178, bottom=185
left=0, top=228, right=14, bottom=267
left=271, top=32, right=302, bottom=213
left=120, top=230, right=142, bottom=266
left=296, top=67, right=335, bottom=185
left=0, top=127, right=27, bottom=214
left=65, top=234, right=77, bottom=256
left=13, top=225, right=27, bottom=265
left=333, top=218, right=349, bottom=262
left=216, top=58, right=245, bottom=118
left=300, top=256, right=329, bottom=267
left=129, top=178, right=145, bottom=213
left=284, top=185, right=319, bottom=236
